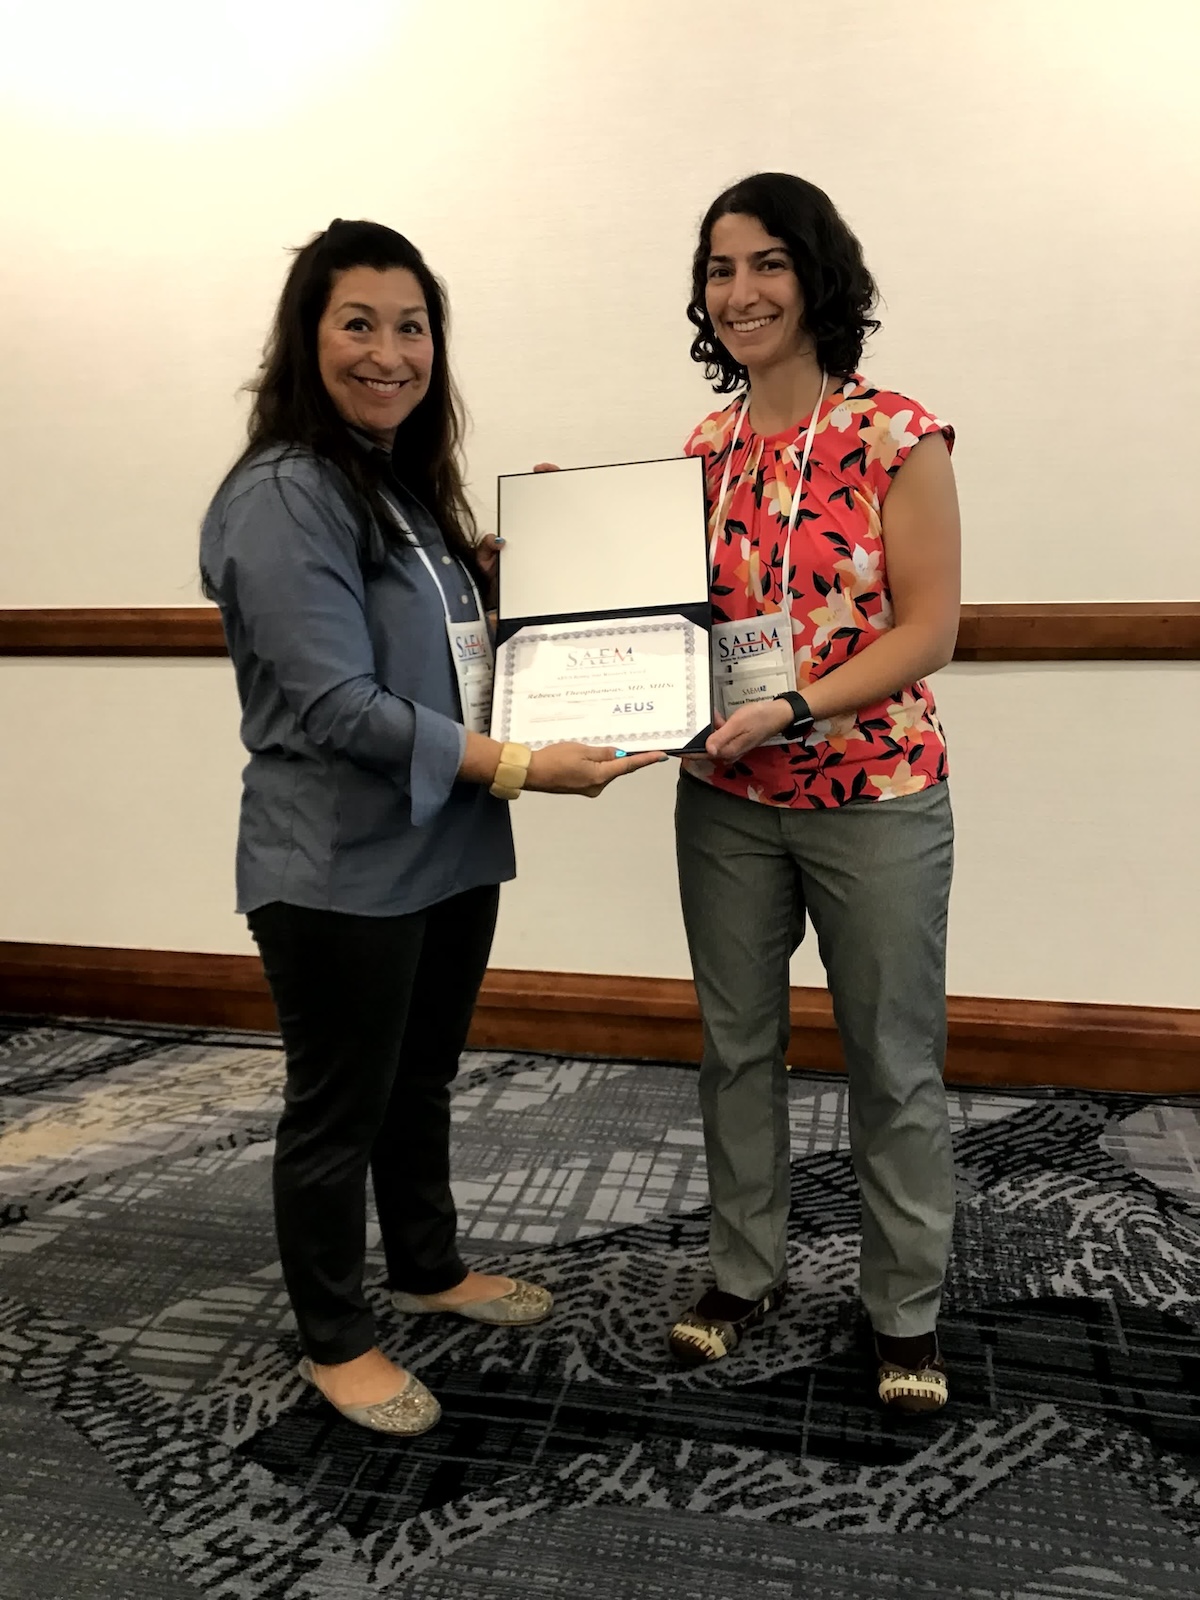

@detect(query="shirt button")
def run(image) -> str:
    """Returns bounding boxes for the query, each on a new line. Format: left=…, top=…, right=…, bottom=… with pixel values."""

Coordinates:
left=460, top=594, right=470, bottom=605
left=441, top=555, right=452, bottom=565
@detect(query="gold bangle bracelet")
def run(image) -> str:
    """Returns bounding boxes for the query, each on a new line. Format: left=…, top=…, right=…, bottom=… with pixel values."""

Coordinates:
left=489, top=742, right=533, bottom=800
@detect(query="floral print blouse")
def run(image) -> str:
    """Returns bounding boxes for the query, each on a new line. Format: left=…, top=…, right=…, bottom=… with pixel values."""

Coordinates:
left=683, top=375, right=954, bottom=810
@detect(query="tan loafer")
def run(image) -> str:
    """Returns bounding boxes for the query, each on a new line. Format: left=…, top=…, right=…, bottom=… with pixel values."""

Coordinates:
left=297, top=1357, right=441, bottom=1436
left=390, top=1277, right=552, bottom=1326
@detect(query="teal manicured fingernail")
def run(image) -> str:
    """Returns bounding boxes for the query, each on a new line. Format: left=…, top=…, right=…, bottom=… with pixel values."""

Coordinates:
left=615, top=749, right=628, bottom=758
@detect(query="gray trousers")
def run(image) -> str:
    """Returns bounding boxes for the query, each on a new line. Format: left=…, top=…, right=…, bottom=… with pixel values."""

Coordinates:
left=675, top=772, right=955, bottom=1338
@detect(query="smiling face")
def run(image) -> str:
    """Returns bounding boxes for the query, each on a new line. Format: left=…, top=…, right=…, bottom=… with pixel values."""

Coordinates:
left=316, top=265, right=434, bottom=446
left=704, top=211, right=811, bottom=376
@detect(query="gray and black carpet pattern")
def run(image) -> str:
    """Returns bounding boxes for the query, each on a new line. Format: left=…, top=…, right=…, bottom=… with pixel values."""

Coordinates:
left=0, top=1015, right=1198, bottom=1598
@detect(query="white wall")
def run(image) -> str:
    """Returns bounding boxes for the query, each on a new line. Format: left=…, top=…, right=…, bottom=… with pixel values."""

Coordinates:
left=2, top=1, right=1198, bottom=1006
left=1, top=658, right=1196, bottom=1006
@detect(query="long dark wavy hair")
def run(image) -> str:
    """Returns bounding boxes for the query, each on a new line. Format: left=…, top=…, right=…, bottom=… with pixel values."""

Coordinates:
left=688, top=173, right=881, bottom=393
left=214, top=218, right=478, bottom=579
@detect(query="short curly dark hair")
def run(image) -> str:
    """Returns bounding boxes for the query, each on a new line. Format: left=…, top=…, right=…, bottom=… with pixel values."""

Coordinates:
left=688, top=172, right=881, bottom=392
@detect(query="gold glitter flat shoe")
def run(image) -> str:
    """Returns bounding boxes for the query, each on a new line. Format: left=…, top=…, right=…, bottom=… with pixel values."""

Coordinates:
left=390, top=1277, right=552, bottom=1326
left=297, top=1357, right=441, bottom=1436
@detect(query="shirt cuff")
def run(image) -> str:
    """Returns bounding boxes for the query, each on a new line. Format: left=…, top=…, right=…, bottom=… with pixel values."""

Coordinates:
left=409, top=703, right=468, bottom=826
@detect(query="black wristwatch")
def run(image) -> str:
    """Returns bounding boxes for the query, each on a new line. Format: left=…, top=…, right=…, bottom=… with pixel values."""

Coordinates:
left=773, top=690, right=816, bottom=741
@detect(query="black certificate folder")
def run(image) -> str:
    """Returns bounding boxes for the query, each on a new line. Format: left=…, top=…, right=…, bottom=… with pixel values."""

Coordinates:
left=493, top=456, right=714, bottom=756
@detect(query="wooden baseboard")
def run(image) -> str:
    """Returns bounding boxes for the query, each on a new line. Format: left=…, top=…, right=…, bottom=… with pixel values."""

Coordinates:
left=1, top=941, right=1196, bottom=1093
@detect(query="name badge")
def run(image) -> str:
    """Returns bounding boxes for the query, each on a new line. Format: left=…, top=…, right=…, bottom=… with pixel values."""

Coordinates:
left=710, top=609, right=797, bottom=746
left=446, top=619, right=494, bottom=735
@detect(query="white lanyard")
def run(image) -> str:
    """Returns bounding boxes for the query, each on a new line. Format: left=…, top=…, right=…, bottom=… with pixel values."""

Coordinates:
left=411, top=542, right=487, bottom=629
left=708, top=371, right=828, bottom=600
left=386, top=501, right=493, bottom=734
left=706, top=374, right=827, bottom=739
left=385, top=502, right=487, bottom=630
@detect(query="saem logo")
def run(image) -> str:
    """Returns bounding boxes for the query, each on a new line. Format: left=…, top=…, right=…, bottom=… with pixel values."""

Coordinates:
left=567, top=647, right=633, bottom=668
left=454, top=632, right=489, bottom=661
left=715, top=623, right=786, bottom=662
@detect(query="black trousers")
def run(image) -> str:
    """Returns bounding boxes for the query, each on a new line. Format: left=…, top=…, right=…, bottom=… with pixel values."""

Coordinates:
left=248, top=884, right=499, bottom=1365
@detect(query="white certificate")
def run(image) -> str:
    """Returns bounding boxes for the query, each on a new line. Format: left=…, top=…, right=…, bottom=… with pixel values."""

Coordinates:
left=492, top=614, right=707, bottom=752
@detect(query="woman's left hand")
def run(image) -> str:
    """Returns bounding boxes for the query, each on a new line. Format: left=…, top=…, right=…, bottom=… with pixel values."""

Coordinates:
left=475, top=464, right=554, bottom=584
left=475, top=533, right=504, bottom=583
left=705, top=699, right=794, bottom=763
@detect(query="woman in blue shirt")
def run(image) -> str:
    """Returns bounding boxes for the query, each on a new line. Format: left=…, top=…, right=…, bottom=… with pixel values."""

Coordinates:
left=201, top=219, right=660, bottom=1436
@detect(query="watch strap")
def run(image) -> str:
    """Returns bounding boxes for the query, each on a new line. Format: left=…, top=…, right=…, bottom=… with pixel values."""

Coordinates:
left=773, top=691, right=815, bottom=739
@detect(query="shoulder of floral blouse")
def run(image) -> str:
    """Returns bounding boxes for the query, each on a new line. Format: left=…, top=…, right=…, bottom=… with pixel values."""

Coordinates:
left=849, top=381, right=948, bottom=431
left=683, top=395, right=747, bottom=458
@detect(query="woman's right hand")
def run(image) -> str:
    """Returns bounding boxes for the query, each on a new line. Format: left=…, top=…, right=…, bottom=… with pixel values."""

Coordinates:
left=526, top=743, right=666, bottom=797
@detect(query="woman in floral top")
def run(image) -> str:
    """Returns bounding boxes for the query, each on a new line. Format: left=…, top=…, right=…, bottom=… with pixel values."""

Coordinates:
left=670, top=173, right=961, bottom=1414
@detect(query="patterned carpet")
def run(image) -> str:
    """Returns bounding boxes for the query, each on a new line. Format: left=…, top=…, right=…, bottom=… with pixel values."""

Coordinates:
left=1, top=1015, right=1198, bottom=1600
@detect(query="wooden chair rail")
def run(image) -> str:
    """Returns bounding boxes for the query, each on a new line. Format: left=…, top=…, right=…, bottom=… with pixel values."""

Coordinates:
left=2, top=603, right=1199, bottom=660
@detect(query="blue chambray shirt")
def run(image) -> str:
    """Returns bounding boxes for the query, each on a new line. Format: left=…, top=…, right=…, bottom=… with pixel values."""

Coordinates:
left=200, top=441, right=514, bottom=917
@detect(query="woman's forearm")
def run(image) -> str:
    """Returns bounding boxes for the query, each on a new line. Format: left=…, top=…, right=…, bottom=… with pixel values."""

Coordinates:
left=800, top=619, right=959, bottom=723
left=458, top=731, right=505, bottom=785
